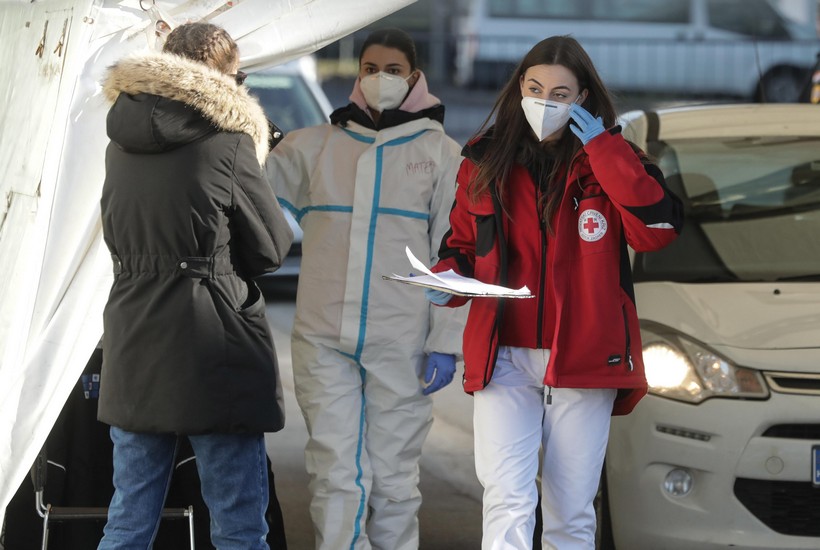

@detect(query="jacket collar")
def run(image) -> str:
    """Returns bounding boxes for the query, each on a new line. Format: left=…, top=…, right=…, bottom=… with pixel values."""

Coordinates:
left=330, top=101, right=445, bottom=130
left=102, top=52, right=270, bottom=164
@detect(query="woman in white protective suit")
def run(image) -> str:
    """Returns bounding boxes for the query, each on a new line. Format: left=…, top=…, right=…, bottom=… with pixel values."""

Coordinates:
left=266, top=27, right=465, bottom=550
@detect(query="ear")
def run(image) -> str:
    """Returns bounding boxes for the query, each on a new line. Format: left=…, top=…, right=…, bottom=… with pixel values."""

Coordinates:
left=579, top=89, right=589, bottom=104
left=408, top=70, right=420, bottom=88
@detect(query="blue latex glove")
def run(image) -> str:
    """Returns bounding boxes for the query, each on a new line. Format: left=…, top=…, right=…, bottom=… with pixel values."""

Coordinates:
left=423, top=352, right=456, bottom=395
left=424, top=287, right=452, bottom=306
left=569, top=103, right=605, bottom=145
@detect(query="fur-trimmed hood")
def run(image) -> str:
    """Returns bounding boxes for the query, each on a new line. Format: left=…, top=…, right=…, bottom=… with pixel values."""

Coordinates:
left=103, top=51, right=269, bottom=164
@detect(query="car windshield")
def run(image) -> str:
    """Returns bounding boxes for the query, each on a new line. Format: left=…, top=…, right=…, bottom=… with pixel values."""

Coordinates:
left=245, top=73, right=328, bottom=133
left=634, top=136, right=820, bottom=283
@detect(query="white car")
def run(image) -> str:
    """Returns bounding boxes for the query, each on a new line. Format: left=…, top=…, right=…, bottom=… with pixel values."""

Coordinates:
left=453, top=0, right=819, bottom=101
left=245, top=57, right=334, bottom=280
left=597, top=103, right=820, bottom=549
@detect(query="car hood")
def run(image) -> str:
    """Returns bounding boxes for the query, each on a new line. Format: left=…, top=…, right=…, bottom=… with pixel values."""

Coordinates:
left=636, top=282, right=820, bottom=352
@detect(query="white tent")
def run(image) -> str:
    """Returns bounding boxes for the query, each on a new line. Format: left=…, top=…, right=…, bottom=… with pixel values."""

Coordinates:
left=0, top=0, right=414, bottom=521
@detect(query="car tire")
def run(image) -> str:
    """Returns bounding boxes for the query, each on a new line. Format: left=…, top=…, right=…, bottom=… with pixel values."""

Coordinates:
left=756, top=65, right=808, bottom=103
left=594, top=466, right=616, bottom=550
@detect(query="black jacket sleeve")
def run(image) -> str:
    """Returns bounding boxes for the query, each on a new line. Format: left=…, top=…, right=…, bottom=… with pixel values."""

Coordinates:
left=231, top=134, right=294, bottom=277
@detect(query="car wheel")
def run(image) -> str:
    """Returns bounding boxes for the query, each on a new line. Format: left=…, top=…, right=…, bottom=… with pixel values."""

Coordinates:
left=756, top=66, right=807, bottom=103
left=594, top=466, right=616, bottom=550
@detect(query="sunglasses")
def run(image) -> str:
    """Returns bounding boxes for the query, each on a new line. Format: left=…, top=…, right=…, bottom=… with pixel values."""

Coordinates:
left=230, top=71, right=247, bottom=85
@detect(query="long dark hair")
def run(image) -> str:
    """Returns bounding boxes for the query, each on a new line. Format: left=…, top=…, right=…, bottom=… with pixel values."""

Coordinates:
left=469, top=36, right=617, bottom=230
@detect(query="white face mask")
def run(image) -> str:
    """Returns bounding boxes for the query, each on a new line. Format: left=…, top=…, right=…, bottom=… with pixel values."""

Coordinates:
left=360, top=72, right=412, bottom=112
left=521, top=96, right=575, bottom=141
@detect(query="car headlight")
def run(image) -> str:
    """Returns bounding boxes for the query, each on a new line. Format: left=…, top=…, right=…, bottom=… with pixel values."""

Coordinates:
left=641, top=324, right=769, bottom=404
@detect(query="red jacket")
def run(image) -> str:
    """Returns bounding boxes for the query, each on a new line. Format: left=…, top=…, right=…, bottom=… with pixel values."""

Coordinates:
left=434, top=129, right=683, bottom=415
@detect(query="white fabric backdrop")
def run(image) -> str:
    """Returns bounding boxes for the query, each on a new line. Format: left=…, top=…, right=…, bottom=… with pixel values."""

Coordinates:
left=0, top=0, right=414, bottom=521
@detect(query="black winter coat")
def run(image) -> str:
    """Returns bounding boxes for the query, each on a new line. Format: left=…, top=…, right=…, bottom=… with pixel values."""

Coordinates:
left=98, top=52, right=293, bottom=434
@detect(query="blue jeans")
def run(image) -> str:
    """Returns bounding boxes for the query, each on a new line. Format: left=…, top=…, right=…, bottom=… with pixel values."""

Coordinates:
left=98, top=427, right=270, bottom=549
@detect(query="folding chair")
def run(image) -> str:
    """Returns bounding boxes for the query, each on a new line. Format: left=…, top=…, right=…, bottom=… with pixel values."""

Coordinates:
left=31, top=445, right=195, bottom=550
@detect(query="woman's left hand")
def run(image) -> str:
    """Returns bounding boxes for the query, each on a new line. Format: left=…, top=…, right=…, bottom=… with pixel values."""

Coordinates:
left=569, top=103, right=605, bottom=145
left=422, top=352, right=456, bottom=395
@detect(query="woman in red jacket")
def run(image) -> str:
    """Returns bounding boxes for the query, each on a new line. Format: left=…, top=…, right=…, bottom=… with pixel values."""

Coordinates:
left=426, top=36, right=683, bottom=549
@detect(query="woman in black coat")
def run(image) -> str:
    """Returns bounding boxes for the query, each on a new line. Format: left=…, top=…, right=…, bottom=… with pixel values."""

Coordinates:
left=97, top=22, right=292, bottom=549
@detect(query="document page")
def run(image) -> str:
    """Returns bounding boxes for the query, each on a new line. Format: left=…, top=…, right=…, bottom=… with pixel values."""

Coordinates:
left=383, top=247, right=534, bottom=298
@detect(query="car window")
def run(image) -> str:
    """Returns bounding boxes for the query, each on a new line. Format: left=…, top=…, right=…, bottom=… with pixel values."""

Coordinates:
left=591, top=0, right=689, bottom=23
left=245, top=73, right=328, bottom=134
left=487, top=0, right=689, bottom=22
left=706, top=0, right=789, bottom=39
left=487, top=0, right=585, bottom=18
left=634, top=136, right=820, bottom=283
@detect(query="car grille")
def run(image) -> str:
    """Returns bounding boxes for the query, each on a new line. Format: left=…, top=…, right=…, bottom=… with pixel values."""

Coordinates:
left=763, top=372, right=820, bottom=395
left=762, top=424, right=820, bottom=439
left=734, top=478, right=820, bottom=537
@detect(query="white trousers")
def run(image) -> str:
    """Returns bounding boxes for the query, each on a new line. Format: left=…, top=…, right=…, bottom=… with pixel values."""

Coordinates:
left=292, top=336, right=433, bottom=550
left=474, top=346, right=616, bottom=550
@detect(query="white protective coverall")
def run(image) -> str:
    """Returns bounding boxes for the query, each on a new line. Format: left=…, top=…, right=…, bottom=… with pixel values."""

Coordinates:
left=265, top=75, right=465, bottom=550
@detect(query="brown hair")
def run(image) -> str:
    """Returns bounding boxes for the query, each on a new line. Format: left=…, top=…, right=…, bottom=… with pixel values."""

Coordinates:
left=162, top=22, right=238, bottom=74
left=469, top=35, right=617, bottom=231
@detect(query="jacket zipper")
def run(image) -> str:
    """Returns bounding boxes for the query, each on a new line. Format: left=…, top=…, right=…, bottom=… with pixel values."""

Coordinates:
left=536, top=224, right=547, bottom=349
left=538, top=183, right=549, bottom=400
left=535, top=176, right=549, bottom=349
left=621, top=306, right=634, bottom=371
left=484, top=317, right=501, bottom=387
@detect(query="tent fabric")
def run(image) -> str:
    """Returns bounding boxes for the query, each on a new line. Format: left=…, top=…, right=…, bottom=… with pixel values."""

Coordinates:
left=0, top=0, right=415, bottom=522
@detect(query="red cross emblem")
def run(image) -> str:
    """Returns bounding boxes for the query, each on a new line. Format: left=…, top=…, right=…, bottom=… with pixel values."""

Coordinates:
left=578, top=209, right=607, bottom=242
left=583, top=217, right=599, bottom=234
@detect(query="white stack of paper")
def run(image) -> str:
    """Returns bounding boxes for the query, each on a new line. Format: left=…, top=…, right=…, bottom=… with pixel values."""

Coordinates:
left=383, top=247, right=534, bottom=298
